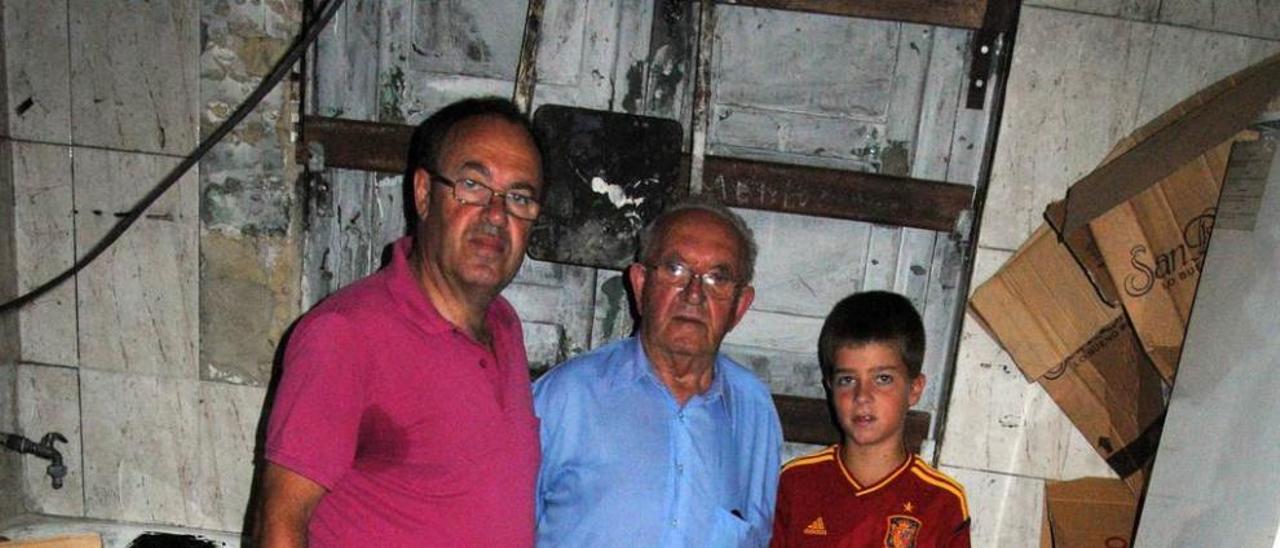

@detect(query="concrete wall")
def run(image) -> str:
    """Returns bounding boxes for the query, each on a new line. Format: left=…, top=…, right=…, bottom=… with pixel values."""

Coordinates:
left=938, top=2, right=1280, bottom=545
left=0, top=0, right=293, bottom=532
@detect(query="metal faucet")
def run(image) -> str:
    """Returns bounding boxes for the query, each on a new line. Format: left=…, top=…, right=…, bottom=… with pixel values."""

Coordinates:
left=2, top=431, right=68, bottom=489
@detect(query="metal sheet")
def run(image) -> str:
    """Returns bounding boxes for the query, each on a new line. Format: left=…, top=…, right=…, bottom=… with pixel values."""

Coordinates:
left=527, top=105, right=684, bottom=269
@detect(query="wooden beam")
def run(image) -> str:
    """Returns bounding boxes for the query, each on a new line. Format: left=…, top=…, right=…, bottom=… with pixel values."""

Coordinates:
left=773, top=394, right=931, bottom=454
left=698, top=155, right=973, bottom=232
left=721, top=0, right=994, bottom=30
left=302, top=116, right=973, bottom=232
left=301, top=115, right=412, bottom=174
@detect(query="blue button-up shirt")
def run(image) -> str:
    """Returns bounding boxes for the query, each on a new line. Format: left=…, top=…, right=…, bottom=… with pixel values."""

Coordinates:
left=533, top=337, right=782, bottom=547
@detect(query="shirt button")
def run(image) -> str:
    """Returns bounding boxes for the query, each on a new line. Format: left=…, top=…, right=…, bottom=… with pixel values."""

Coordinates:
left=479, top=359, right=488, bottom=368
left=677, top=412, right=685, bottom=421
left=671, top=519, right=678, bottom=528
left=676, top=464, right=684, bottom=475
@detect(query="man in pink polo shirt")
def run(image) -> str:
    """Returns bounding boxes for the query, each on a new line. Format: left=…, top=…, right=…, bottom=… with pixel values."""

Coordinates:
left=257, top=97, right=544, bottom=547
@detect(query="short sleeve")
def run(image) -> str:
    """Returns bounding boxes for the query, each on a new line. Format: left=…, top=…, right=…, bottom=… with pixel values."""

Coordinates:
left=264, top=311, right=367, bottom=489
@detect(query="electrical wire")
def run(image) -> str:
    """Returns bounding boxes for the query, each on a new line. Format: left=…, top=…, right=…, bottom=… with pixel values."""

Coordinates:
left=0, top=0, right=346, bottom=315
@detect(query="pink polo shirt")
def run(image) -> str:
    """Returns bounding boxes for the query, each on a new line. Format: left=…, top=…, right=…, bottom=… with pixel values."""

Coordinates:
left=265, top=236, right=539, bottom=547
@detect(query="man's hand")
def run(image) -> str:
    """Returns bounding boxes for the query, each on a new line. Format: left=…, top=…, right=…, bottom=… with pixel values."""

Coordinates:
left=256, top=463, right=327, bottom=547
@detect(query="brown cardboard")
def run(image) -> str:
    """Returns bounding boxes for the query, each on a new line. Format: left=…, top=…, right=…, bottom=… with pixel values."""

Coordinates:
left=1055, top=51, right=1280, bottom=235
left=1041, top=478, right=1138, bottom=548
left=1082, top=140, right=1227, bottom=381
left=1045, top=137, right=1234, bottom=382
left=969, top=225, right=1117, bottom=380
left=1045, top=51, right=1280, bottom=381
left=970, top=225, right=1165, bottom=493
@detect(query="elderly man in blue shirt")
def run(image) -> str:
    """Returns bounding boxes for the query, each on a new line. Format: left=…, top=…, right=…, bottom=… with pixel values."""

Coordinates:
left=533, top=198, right=783, bottom=547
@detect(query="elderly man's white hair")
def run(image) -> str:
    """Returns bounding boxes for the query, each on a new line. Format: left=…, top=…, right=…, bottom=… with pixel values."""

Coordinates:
left=637, top=196, right=758, bottom=284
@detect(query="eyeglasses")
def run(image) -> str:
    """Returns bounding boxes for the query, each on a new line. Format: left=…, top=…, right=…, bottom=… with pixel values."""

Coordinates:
left=646, top=261, right=742, bottom=300
left=431, top=173, right=541, bottom=221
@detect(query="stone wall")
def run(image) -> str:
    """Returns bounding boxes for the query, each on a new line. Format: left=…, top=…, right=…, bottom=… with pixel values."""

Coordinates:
left=0, top=0, right=295, bottom=531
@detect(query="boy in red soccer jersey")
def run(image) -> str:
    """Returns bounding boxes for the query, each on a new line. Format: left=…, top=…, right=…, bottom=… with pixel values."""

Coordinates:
left=771, top=291, right=970, bottom=547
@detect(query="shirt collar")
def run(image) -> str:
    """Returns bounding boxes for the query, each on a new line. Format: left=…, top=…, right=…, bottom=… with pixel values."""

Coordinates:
left=383, top=236, right=453, bottom=335
left=623, top=337, right=727, bottom=403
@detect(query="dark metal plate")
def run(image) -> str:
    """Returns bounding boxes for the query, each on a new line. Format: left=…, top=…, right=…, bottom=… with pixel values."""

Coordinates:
left=528, top=105, right=683, bottom=270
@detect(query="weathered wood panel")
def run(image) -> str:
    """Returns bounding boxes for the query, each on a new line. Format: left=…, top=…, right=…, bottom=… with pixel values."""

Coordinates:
left=908, top=25, right=973, bottom=444
left=715, top=8, right=899, bottom=120
left=304, top=0, right=383, bottom=307
left=738, top=207, right=870, bottom=318
left=305, top=2, right=992, bottom=453
left=307, top=1, right=646, bottom=363
left=884, top=23, right=938, bottom=175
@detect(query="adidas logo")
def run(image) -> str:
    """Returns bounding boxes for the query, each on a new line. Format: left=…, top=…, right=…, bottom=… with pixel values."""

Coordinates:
left=803, top=516, right=827, bottom=536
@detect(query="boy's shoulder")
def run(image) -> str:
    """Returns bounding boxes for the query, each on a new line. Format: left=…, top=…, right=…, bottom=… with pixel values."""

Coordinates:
left=902, top=455, right=969, bottom=518
left=903, top=456, right=965, bottom=493
left=779, top=445, right=842, bottom=484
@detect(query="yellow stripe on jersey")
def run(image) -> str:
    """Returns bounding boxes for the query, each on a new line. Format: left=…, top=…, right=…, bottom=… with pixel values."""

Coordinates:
left=910, top=457, right=968, bottom=496
left=780, top=445, right=837, bottom=473
left=909, top=465, right=970, bottom=521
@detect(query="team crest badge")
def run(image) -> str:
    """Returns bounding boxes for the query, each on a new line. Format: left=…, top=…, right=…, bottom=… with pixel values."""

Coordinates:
left=884, top=515, right=921, bottom=548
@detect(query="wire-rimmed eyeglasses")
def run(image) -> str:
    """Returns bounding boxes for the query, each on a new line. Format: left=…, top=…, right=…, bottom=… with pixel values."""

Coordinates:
left=645, top=260, right=743, bottom=300
left=431, top=173, right=541, bottom=221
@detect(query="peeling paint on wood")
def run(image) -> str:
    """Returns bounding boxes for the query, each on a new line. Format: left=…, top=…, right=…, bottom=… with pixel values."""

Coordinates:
left=303, top=2, right=994, bottom=450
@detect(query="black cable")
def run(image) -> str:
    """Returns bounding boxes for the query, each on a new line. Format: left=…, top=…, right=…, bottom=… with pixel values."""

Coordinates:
left=0, top=0, right=346, bottom=315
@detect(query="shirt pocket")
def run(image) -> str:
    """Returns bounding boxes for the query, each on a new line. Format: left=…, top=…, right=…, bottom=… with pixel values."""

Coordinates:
left=707, top=506, right=751, bottom=548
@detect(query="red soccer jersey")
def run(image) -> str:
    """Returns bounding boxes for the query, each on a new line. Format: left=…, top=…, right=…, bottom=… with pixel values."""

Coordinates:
left=771, top=446, right=970, bottom=548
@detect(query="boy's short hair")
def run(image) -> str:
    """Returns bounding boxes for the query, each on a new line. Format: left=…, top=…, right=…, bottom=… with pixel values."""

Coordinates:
left=818, top=291, right=925, bottom=379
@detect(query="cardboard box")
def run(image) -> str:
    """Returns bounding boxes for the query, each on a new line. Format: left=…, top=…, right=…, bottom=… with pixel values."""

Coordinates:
left=1046, top=52, right=1280, bottom=382
left=1040, top=478, right=1138, bottom=548
left=969, top=225, right=1165, bottom=494
left=972, top=45, right=1280, bottom=548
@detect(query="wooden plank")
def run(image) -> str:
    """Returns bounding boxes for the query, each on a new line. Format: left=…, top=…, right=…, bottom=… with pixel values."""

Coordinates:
left=721, top=0, right=990, bottom=30
left=775, top=394, right=930, bottom=452
left=699, top=155, right=974, bottom=231
left=735, top=208, right=870, bottom=318
left=884, top=23, right=936, bottom=174
left=302, top=116, right=412, bottom=174
left=689, top=0, right=716, bottom=194
left=643, top=1, right=698, bottom=123
left=863, top=225, right=902, bottom=291
left=513, top=0, right=546, bottom=114
left=300, top=116, right=974, bottom=231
